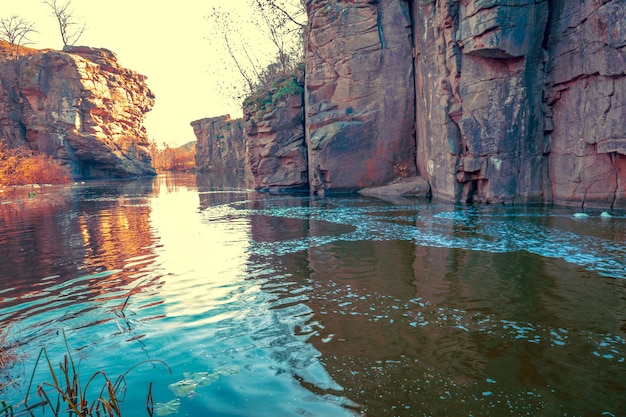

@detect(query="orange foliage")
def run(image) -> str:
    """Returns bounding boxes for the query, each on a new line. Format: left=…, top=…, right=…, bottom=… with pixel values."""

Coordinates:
left=148, top=141, right=196, bottom=172
left=0, top=145, right=71, bottom=186
left=0, top=39, right=40, bottom=58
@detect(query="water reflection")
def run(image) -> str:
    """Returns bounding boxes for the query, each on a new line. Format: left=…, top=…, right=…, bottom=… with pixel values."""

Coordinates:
left=1, top=174, right=624, bottom=417
left=271, top=239, right=625, bottom=415
left=0, top=180, right=161, bottom=330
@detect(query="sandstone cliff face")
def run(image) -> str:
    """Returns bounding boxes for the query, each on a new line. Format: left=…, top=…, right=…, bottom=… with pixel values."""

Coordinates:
left=411, top=0, right=625, bottom=208
left=193, top=0, right=625, bottom=208
left=545, top=0, right=626, bottom=208
left=243, top=75, right=308, bottom=193
left=0, top=43, right=155, bottom=179
left=413, top=0, right=550, bottom=204
left=191, top=115, right=245, bottom=172
left=304, top=0, right=416, bottom=195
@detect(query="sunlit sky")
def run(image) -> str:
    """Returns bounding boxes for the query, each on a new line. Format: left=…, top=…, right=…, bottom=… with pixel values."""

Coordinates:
left=4, top=0, right=264, bottom=147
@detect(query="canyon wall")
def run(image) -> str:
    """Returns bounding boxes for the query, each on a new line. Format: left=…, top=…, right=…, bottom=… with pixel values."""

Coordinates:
left=413, top=0, right=550, bottom=204
left=413, top=0, right=625, bottom=208
left=545, top=0, right=626, bottom=208
left=194, top=0, right=625, bottom=208
left=243, top=74, right=308, bottom=193
left=0, top=42, right=155, bottom=179
left=191, top=115, right=245, bottom=172
left=304, top=0, right=416, bottom=195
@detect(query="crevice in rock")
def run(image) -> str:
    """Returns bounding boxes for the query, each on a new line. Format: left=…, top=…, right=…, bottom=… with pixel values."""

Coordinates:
left=377, top=2, right=386, bottom=49
left=406, top=0, right=419, bottom=176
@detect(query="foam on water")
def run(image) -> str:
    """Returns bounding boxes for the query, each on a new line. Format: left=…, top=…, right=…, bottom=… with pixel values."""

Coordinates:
left=2, top=178, right=624, bottom=416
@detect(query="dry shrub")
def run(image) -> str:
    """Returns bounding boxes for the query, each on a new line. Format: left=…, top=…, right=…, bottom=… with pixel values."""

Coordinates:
left=0, top=325, right=18, bottom=392
left=0, top=145, right=70, bottom=186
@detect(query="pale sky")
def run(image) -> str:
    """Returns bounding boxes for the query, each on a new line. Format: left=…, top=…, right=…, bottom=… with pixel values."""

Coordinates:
left=3, top=0, right=267, bottom=147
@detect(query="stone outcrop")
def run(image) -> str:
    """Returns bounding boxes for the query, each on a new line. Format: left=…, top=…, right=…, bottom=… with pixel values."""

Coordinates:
left=304, top=0, right=416, bottom=195
left=0, top=42, right=155, bottom=179
left=413, top=0, right=550, bottom=204
left=243, top=74, right=308, bottom=193
left=358, top=176, right=430, bottom=198
left=191, top=115, right=245, bottom=172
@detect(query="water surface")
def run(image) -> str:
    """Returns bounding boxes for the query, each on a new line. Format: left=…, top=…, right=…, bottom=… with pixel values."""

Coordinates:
left=0, top=173, right=624, bottom=416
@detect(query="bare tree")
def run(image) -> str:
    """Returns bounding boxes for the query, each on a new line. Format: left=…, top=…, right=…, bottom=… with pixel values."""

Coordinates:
left=0, top=16, right=37, bottom=58
left=260, top=0, right=306, bottom=30
left=206, top=7, right=260, bottom=102
left=205, top=0, right=306, bottom=108
left=42, top=0, right=86, bottom=47
left=0, top=16, right=37, bottom=46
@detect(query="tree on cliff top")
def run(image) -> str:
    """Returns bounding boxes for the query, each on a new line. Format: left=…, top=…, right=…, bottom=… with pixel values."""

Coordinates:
left=0, top=16, right=37, bottom=58
left=206, top=0, right=306, bottom=109
left=42, top=0, right=86, bottom=47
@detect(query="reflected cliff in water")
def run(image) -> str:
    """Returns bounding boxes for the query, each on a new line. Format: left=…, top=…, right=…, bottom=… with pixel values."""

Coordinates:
left=0, top=180, right=161, bottom=329
left=244, top=195, right=625, bottom=416
left=0, top=173, right=624, bottom=416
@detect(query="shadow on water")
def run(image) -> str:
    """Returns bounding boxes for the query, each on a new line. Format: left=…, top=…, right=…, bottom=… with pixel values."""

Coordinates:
left=0, top=173, right=624, bottom=416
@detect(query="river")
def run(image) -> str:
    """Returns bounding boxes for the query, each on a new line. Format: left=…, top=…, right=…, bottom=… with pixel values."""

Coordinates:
left=0, top=173, right=624, bottom=416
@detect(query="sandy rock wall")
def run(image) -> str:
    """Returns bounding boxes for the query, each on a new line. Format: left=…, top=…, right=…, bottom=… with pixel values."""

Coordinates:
left=411, top=0, right=625, bottom=208
left=193, top=0, right=626, bottom=209
left=0, top=43, right=155, bottom=179
left=413, top=0, right=550, bottom=204
left=545, top=0, right=626, bottom=208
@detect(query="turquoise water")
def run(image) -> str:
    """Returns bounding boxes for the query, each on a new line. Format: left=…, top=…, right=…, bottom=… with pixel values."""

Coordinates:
left=0, top=173, right=624, bottom=416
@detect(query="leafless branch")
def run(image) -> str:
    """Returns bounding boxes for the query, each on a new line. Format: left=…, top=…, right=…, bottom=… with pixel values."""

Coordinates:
left=41, top=0, right=86, bottom=46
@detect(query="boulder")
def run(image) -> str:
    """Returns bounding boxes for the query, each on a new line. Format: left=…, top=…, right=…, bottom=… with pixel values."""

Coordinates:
left=358, top=176, right=430, bottom=198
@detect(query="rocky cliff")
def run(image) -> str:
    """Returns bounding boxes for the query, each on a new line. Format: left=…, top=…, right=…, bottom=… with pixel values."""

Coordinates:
left=545, top=0, right=626, bottom=208
left=191, top=115, right=245, bottom=172
left=413, top=0, right=550, bottom=204
left=0, top=42, right=155, bottom=179
left=305, top=0, right=416, bottom=195
left=412, top=0, right=625, bottom=208
left=194, top=0, right=625, bottom=208
left=243, top=74, right=308, bottom=193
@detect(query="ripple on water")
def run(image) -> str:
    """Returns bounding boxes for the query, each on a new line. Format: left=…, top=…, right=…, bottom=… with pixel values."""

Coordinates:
left=2, top=182, right=624, bottom=417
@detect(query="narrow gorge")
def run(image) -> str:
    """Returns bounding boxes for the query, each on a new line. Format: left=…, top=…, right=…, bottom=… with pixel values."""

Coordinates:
left=194, top=0, right=626, bottom=208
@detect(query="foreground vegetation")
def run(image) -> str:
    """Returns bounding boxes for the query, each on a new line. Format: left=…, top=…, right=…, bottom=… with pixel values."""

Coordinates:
left=0, top=323, right=169, bottom=417
left=0, top=145, right=70, bottom=187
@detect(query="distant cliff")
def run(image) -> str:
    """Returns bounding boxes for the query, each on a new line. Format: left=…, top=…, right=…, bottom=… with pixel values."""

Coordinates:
left=191, top=115, right=245, bottom=173
left=0, top=42, right=155, bottom=179
left=194, top=0, right=625, bottom=208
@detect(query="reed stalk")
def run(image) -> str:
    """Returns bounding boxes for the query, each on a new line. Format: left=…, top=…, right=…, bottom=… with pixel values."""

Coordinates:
left=17, top=330, right=170, bottom=417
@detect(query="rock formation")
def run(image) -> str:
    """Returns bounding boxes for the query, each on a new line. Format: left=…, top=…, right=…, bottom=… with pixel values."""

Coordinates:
left=191, top=115, right=245, bottom=172
left=243, top=74, right=308, bottom=193
left=304, top=0, right=416, bottom=195
left=194, top=0, right=625, bottom=208
left=545, top=0, right=626, bottom=208
left=411, top=0, right=626, bottom=208
left=0, top=42, right=155, bottom=179
left=413, top=0, right=550, bottom=204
